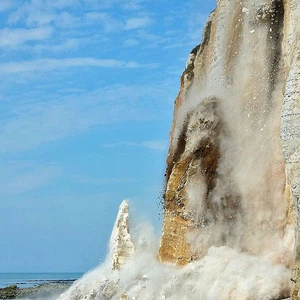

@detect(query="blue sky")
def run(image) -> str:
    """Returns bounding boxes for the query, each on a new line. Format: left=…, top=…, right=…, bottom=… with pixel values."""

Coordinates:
left=0, top=0, right=216, bottom=272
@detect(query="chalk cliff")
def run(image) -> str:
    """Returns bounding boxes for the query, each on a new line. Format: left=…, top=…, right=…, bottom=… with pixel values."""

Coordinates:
left=110, top=200, right=135, bottom=270
left=159, top=0, right=299, bottom=297
left=281, top=0, right=300, bottom=298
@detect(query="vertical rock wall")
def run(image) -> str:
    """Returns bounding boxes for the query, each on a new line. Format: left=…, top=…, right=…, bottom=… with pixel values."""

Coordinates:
left=281, top=0, right=300, bottom=298
left=159, top=0, right=296, bottom=281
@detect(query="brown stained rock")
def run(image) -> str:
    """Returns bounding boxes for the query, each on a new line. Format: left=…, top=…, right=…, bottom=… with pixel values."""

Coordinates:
left=159, top=212, right=194, bottom=266
left=159, top=96, right=223, bottom=264
left=224, top=3, right=244, bottom=80
left=159, top=0, right=294, bottom=275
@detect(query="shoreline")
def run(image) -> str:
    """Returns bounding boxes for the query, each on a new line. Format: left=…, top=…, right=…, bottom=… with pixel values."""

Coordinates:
left=0, top=281, right=75, bottom=299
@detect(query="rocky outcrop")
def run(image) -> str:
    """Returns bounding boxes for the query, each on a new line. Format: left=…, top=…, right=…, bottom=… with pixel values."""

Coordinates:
left=0, top=285, right=20, bottom=299
left=0, top=283, right=72, bottom=299
left=159, top=1, right=296, bottom=288
left=56, top=201, right=135, bottom=300
left=110, top=200, right=135, bottom=270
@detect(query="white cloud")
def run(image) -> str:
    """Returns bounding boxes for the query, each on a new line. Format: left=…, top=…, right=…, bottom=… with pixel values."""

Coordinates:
left=22, top=11, right=56, bottom=27
left=124, top=17, right=153, bottom=30
left=7, top=1, right=80, bottom=28
left=123, top=38, right=140, bottom=47
left=7, top=3, right=52, bottom=26
left=6, top=1, right=149, bottom=31
left=0, top=58, right=156, bottom=74
left=0, top=27, right=52, bottom=47
left=141, top=140, right=168, bottom=151
left=32, top=38, right=80, bottom=52
left=55, top=11, right=80, bottom=28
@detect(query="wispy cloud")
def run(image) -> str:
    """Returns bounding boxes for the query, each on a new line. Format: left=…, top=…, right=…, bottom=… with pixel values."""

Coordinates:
left=0, top=163, right=62, bottom=196
left=7, top=0, right=80, bottom=27
left=0, top=0, right=15, bottom=12
left=0, top=58, right=157, bottom=74
left=71, top=175, right=137, bottom=185
left=54, top=11, right=80, bottom=28
left=123, top=38, right=140, bottom=47
left=6, top=2, right=151, bottom=33
left=0, top=82, right=172, bottom=153
left=31, top=38, right=81, bottom=53
left=0, top=96, right=103, bottom=152
left=100, top=140, right=168, bottom=152
left=8, top=6, right=55, bottom=27
left=0, top=27, right=52, bottom=47
left=83, top=0, right=148, bottom=11
left=141, top=140, right=168, bottom=151
left=84, top=12, right=121, bottom=33
left=124, top=17, right=153, bottom=30
left=7, top=4, right=80, bottom=28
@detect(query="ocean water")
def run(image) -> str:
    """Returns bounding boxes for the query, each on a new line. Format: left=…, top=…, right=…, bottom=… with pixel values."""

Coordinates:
left=0, top=273, right=83, bottom=288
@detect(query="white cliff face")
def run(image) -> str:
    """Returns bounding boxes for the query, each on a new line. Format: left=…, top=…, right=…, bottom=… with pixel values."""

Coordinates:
left=110, top=200, right=135, bottom=270
left=281, top=0, right=300, bottom=297
left=160, top=0, right=294, bottom=270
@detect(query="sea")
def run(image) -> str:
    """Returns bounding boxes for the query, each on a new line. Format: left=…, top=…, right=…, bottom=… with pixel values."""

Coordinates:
left=0, top=273, right=83, bottom=288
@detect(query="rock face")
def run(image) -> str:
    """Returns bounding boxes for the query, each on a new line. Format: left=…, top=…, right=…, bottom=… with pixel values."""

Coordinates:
left=159, top=0, right=298, bottom=293
left=110, top=200, right=135, bottom=270
left=281, top=0, right=300, bottom=298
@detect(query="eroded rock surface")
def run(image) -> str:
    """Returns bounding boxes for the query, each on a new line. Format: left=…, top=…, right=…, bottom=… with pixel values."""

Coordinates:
left=281, top=0, right=300, bottom=298
left=159, top=1, right=295, bottom=287
left=110, top=200, right=135, bottom=270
